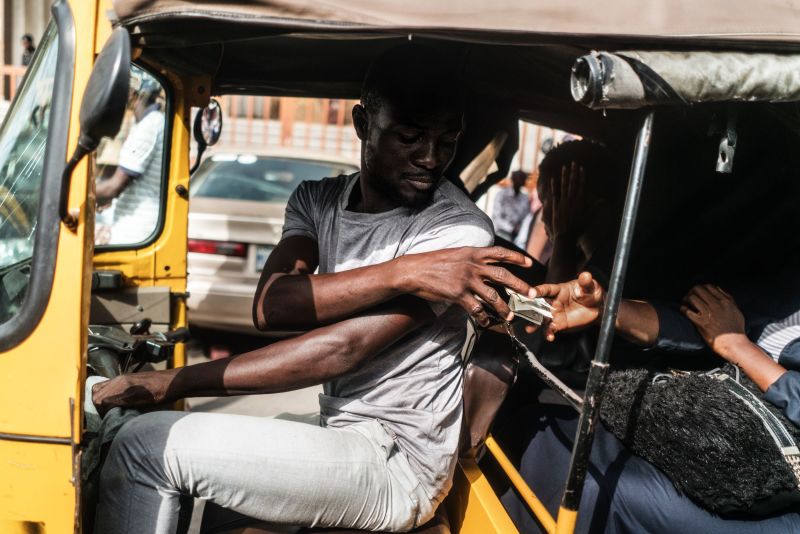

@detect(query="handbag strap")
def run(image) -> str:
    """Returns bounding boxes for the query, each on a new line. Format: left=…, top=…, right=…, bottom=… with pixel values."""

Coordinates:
left=715, top=371, right=800, bottom=489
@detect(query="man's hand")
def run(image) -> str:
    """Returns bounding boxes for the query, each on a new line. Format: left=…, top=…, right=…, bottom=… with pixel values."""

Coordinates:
left=529, top=271, right=604, bottom=340
left=256, top=238, right=536, bottom=332
left=396, top=246, right=535, bottom=327
left=92, top=372, right=172, bottom=417
left=95, top=224, right=112, bottom=245
left=680, top=284, right=747, bottom=358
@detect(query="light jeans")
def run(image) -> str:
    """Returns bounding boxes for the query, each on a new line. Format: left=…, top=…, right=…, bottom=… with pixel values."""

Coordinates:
left=94, top=411, right=434, bottom=534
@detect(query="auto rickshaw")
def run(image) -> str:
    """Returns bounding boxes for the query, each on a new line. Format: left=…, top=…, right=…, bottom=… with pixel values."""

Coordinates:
left=2, top=1, right=800, bottom=533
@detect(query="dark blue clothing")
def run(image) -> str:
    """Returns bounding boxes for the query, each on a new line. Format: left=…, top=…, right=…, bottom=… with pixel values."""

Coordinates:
left=650, top=264, right=800, bottom=355
left=764, top=371, right=800, bottom=427
left=763, top=337, right=800, bottom=427
left=652, top=301, right=800, bottom=427
left=501, top=406, right=800, bottom=534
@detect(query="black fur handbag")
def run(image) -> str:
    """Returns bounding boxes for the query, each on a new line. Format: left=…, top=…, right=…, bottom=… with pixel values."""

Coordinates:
left=599, top=366, right=800, bottom=516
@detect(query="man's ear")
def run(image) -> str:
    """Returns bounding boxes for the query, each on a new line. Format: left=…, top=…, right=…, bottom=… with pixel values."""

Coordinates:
left=352, top=104, right=368, bottom=141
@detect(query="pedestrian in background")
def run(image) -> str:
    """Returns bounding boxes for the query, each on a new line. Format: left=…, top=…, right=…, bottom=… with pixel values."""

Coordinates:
left=20, top=34, right=35, bottom=66
left=513, top=186, right=543, bottom=251
left=492, top=169, right=530, bottom=242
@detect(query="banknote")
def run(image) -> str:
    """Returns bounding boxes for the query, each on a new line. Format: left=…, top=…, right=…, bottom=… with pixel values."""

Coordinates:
left=507, top=291, right=554, bottom=325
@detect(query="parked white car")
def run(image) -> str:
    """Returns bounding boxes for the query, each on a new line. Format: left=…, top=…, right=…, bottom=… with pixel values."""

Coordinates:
left=187, top=149, right=359, bottom=334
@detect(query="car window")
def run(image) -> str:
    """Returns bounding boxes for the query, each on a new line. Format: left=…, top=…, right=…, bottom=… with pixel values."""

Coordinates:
left=190, top=155, right=357, bottom=202
left=93, top=65, right=167, bottom=246
left=0, top=25, right=58, bottom=324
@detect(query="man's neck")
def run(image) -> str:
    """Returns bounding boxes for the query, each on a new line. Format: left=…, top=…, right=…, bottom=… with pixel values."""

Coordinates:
left=348, top=172, right=400, bottom=214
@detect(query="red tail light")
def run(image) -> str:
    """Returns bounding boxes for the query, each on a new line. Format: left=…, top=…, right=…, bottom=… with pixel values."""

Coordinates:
left=188, top=239, right=247, bottom=257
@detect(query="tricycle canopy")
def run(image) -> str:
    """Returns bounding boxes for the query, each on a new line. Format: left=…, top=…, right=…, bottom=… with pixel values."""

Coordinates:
left=113, top=0, right=800, bottom=44
left=111, top=0, right=800, bottom=128
left=110, top=0, right=800, bottom=195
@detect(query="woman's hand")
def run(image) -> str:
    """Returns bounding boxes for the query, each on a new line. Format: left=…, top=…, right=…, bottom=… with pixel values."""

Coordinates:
left=529, top=271, right=605, bottom=339
left=681, top=284, right=787, bottom=391
left=396, top=246, right=536, bottom=327
left=680, top=284, right=748, bottom=359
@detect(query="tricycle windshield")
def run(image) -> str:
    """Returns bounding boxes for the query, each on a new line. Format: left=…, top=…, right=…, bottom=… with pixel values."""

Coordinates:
left=0, top=23, right=58, bottom=323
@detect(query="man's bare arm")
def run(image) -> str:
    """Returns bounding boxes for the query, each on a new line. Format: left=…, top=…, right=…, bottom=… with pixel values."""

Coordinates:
left=96, top=168, right=133, bottom=205
left=254, top=237, right=537, bottom=332
left=94, top=296, right=434, bottom=413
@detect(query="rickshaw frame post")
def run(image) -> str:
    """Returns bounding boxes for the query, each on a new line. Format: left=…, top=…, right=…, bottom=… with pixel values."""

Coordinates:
left=555, top=111, right=655, bottom=530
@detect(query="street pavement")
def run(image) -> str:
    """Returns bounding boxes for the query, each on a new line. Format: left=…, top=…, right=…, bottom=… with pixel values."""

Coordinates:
left=184, top=348, right=322, bottom=533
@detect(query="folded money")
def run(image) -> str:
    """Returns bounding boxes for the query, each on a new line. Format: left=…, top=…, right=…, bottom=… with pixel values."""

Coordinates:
left=507, top=291, right=554, bottom=325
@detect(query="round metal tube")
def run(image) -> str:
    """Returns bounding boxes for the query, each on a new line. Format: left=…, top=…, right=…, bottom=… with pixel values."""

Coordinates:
left=485, top=435, right=557, bottom=534
left=559, top=111, right=655, bottom=511
left=570, top=54, right=604, bottom=107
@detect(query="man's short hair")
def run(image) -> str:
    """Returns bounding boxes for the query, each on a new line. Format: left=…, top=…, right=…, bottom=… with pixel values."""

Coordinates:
left=538, top=139, right=623, bottom=201
left=137, top=79, right=160, bottom=106
left=360, top=43, right=462, bottom=116
left=511, top=170, right=528, bottom=182
left=21, top=34, right=33, bottom=44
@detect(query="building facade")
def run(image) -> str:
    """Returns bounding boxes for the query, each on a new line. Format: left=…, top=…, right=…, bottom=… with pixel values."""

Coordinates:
left=2, top=0, right=51, bottom=67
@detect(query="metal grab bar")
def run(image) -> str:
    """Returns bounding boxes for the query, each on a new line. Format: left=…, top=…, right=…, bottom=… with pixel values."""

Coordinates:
left=557, top=111, right=655, bottom=524
left=478, top=112, right=655, bottom=534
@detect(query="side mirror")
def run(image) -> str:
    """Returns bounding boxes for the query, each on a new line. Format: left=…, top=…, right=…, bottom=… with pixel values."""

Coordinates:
left=189, top=98, right=223, bottom=175
left=79, top=27, right=131, bottom=151
left=60, top=27, right=131, bottom=229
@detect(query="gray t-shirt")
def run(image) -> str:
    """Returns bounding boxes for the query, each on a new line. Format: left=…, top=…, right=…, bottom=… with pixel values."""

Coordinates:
left=282, top=172, right=494, bottom=502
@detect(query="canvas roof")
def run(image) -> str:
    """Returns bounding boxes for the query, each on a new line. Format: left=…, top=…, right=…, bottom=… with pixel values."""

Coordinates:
left=108, top=0, right=800, bottom=165
left=109, top=0, right=800, bottom=257
left=113, top=0, right=800, bottom=44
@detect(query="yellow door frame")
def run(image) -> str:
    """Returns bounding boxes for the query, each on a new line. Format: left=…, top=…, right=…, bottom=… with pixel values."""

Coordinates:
left=0, top=1, right=102, bottom=532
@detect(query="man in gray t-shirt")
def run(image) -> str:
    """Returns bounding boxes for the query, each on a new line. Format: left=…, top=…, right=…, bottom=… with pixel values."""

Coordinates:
left=281, top=171, right=495, bottom=499
left=94, top=44, right=536, bottom=533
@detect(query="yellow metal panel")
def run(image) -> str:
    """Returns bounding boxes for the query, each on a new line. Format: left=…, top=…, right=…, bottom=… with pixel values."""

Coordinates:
left=0, top=0, right=97, bottom=439
left=0, top=520, right=46, bottom=533
left=93, top=76, right=191, bottom=370
left=94, top=0, right=114, bottom=54
left=448, top=458, right=519, bottom=534
left=0, top=1, right=103, bottom=530
left=93, top=79, right=190, bottom=287
left=0, top=440, right=76, bottom=533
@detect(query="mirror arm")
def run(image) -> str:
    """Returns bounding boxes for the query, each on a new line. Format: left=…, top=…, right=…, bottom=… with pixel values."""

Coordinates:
left=189, top=139, right=207, bottom=175
left=59, top=133, right=97, bottom=230
left=190, top=98, right=222, bottom=175
left=58, top=25, right=131, bottom=230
